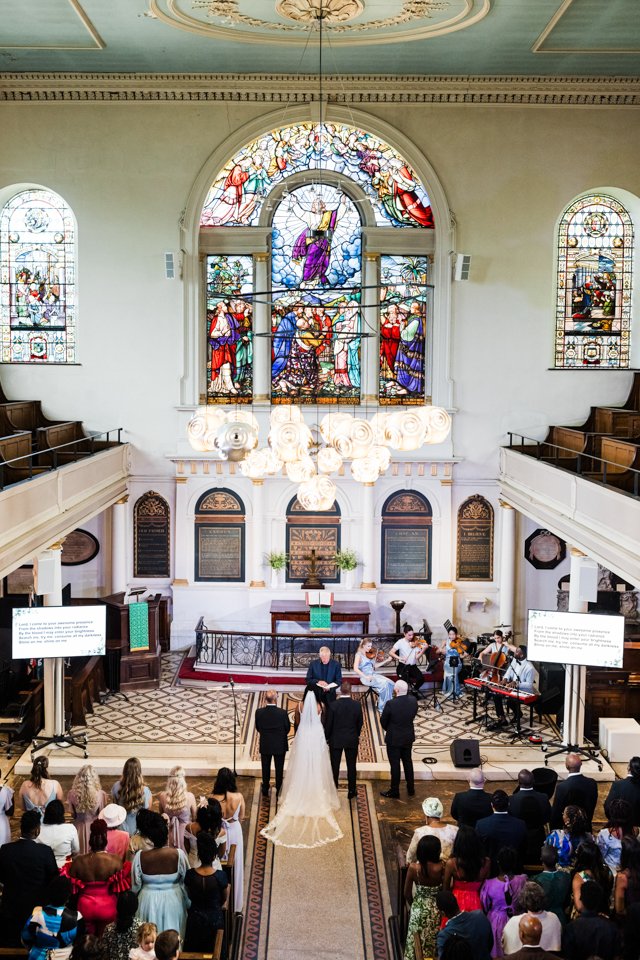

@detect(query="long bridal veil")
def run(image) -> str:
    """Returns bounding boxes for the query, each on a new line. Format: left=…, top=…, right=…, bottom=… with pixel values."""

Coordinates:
left=260, top=691, right=343, bottom=849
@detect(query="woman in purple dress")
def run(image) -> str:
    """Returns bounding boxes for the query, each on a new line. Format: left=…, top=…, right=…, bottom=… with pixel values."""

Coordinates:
left=480, top=847, right=527, bottom=958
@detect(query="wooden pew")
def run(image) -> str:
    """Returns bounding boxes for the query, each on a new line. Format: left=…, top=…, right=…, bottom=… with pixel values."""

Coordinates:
left=64, top=655, right=105, bottom=726
left=584, top=437, right=640, bottom=494
left=0, top=398, right=61, bottom=435
left=0, top=945, right=225, bottom=960
left=36, top=420, right=94, bottom=465
left=0, top=431, right=48, bottom=487
left=0, top=681, right=44, bottom=757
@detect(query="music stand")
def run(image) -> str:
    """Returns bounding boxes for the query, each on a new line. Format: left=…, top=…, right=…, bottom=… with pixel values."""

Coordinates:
left=439, top=655, right=463, bottom=707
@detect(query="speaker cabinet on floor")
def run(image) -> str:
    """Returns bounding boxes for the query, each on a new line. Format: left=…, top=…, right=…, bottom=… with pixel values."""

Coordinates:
left=450, top=738, right=481, bottom=768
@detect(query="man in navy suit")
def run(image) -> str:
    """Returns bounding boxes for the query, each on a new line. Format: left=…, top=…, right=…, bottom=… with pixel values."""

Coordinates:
left=255, top=689, right=291, bottom=797
left=476, top=789, right=527, bottom=872
left=306, top=645, right=342, bottom=704
left=549, top=753, right=598, bottom=831
left=380, top=679, right=418, bottom=799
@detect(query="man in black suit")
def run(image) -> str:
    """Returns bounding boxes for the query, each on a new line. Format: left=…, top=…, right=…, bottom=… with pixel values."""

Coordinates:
left=0, top=809, right=59, bottom=945
left=604, top=756, right=640, bottom=826
left=380, top=679, right=418, bottom=799
left=509, top=768, right=552, bottom=863
left=549, top=753, right=598, bottom=830
left=325, top=680, right=363, bottom=799
left=476, top=789, right=527, bottom=872
left=505, top=915, right=559, bottom=960
left=306, top=645, right=342, bottom=704
left=562, top=880, right=621, bottom=960
left=254, top=689, right=291, bottom=797
left=451, top=767, right=493, bottom=827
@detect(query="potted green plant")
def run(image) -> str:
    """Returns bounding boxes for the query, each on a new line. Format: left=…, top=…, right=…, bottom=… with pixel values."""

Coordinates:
left=266, top=551, right=288, bottom=588
left=334, top=548, right=359, bottom=589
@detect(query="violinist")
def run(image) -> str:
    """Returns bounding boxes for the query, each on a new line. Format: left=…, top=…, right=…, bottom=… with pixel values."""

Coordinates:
left=388, top=623, right=427, bottom=694
left=442, top=626, right=465, bottom=698
left=353, top=638, right=395, bottom=715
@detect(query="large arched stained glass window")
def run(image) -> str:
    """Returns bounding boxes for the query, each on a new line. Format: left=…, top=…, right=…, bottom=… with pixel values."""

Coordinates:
left=0, top=189, right=76, bottom=364
left=555, top=195, right=633, bottom=368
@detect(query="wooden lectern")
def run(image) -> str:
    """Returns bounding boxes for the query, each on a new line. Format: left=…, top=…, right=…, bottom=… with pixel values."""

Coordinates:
left=98, top=592, right=162, bottom=691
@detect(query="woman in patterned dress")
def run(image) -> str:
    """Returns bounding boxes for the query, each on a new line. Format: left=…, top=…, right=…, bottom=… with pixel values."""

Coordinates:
left=404, top=835, right=444, bottom=960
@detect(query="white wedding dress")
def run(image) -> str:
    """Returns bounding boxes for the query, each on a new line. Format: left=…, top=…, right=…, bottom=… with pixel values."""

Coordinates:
left=260, top=691, right=343, bottom=849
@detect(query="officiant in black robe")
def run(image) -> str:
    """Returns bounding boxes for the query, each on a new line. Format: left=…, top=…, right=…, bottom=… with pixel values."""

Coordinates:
left=306, top=645, right=342, bottom=704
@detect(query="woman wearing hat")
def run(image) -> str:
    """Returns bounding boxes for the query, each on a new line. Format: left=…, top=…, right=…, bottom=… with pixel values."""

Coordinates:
left=406, top=797, right=459, bottom=864
left=101, top=804, right=130, bottom=860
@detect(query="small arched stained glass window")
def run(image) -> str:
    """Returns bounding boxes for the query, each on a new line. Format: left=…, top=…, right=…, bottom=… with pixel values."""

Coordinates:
left=555, top=195, right=633, bottom=369
left=0, top=188, right=76, bottom=364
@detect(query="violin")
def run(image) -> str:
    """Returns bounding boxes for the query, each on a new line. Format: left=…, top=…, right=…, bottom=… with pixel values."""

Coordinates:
left=365, top=646, right=387, bottom=663
left=449, top=636, right=470, bottom=656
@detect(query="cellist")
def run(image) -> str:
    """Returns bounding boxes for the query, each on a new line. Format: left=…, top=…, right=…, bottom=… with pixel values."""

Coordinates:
left=480, top=629, right=517, bottom=684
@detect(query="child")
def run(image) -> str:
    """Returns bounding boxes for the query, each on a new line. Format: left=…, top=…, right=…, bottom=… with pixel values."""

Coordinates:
left=130, top=922, right=157, bottom=960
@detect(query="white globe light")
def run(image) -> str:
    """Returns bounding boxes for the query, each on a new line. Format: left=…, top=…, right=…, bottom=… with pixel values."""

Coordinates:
left=317, top=446, right=343, bottom=475
left=297, top=475, right=336, bottom=511
left=370, top=411, right=391, bottom=446
left=373, top=445, right=391, bottom=472
left=423, top=406, right=452, bottom=444
left=269, top=421, right=312, bottom=462
left=239, top=449, right=267, bottom=479
left=351, top=456, right=380, bottom=483
left=187, top=406, right=227, bottom=452
left=320, top=412, right=353, bottom=444
left=349, top=418, right=375, bottom=458
left=270, top=404, right=303, bottom=426
left=231, top=409, right=259, bottom=433
left=286, top=455, right=316, bottom=482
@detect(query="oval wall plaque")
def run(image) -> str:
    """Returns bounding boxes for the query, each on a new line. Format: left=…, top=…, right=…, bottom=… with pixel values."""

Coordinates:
left=61, top=529, right=100, bottom=566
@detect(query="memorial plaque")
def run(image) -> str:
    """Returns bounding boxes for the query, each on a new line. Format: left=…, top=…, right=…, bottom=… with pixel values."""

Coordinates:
left=456, top=495, right=494, bottom=581
left=382, top=527, right=430, bottom=583
left=134, top=493, right=170, bottom=578
left=62, top=529, right=100, bottom=566
left=196, top=524, right=244, bottom=582
left=287, top=526, right=339, bottom=583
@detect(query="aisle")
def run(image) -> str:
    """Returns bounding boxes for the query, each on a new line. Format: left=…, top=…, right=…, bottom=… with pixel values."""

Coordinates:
left=243, top=783, right=391, bottom=960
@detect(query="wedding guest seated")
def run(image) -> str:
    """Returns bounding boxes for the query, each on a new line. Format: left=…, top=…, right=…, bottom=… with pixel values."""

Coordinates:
left=69, top=934, right=107, bottom=960
left=0, top=809, right=58, bottom=945
left=210, top=767, right=245, bottom=913
left=22, top=876, right=81, bottom=960
left=111, top=758, right=152, bottom=836
left=407, top=797, right=459, bottom=863
left=101, top=804, right=130, bottom=860
left=570, top=838, right=612, bottom=919
left=130, top=921, right=158, bottom=960
left=67, top=765, right=109, bottom=854
left=19, top=756, right=63, bottom=818
left=158, top=765, right=197, bottom=853
left=184, top=798, right=226, bottom=869
left=129, top=808, right=155, bottom=861
left=444, top=825, right=491, bottom=913
left=605, top=756, right=640, bottom=827
left=436, top=890, right=493, bottom=960
left=501, top=881, right=562, bottom=954
left=509, top=770, right=551, bottom=865
left=36, top=798, right=80, bottom=866
left=476, top=791, right=527, bottom=874
left=100, top=890, right=142, bottom=960
left=503, top=915, right=557, bottom=960
left=154, top=930, right=181, bottom=960
left=451, top=768, right=493, bottom=829
left=532, top=845, right=571, bottom=924
left=562, top=880, right=621, bottom=960
left=480, top=847, right=527, bottom=958
left=66, top=818, right=131, bottom=936
left=544, top=804, right=591, bottom=869
left=184, top=832, right=229, bottom=952
left=131, top=811, right=190, bottom=940
left=613, top=835, right=640, bottom=919
left=404, top=835, right=445, bottom=960
left=596, top=798, right=637, bottom=876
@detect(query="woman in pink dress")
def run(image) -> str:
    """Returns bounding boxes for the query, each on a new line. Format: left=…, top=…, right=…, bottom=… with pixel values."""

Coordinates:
left=65, top=818, right=131, bottom=936
left=158, top=765, right=197, bottom=853
left=443, top=826, right=491, bottom=914
left=67, top=764, right=109, bottom=854
left=102, top=803, right=131, bottom=860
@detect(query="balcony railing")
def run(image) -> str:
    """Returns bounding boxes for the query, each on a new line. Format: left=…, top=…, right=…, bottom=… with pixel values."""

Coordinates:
left=0, top=428, right=123, bottom=490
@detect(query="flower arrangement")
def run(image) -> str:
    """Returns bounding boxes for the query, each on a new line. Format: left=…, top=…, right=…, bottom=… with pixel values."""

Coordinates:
left=334, top=549, right=358, bottom=572
left=266, top=551, right=288, bottom=571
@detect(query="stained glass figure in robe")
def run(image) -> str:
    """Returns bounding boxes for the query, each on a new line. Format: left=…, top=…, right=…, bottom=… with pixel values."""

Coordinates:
left=206, top=254, right=253, bottom=402
left=0, top=189, right=75, bottom=363
left=200, top=123, right=434, bottom=232
left=555, top=196, right=632, bottom=368
left=379, top=255, right=429, bottom=403
left=271, top=185, right=362, bottom=403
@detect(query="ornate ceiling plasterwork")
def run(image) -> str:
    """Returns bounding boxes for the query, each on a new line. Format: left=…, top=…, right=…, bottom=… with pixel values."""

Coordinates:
left=1, top=74, right=639, bottom=106
left=151, top=0, right=489, bottom=46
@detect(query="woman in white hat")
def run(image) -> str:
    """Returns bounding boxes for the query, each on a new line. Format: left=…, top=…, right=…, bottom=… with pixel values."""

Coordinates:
left=101, top=803, right=130, bottom=860
left=67, top=764, right=109, bottom=854
left=406, top=796, right=459, bottom=863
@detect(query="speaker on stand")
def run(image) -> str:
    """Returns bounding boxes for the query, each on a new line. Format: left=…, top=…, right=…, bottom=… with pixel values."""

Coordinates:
left=450, top=738, right=481, bottom=768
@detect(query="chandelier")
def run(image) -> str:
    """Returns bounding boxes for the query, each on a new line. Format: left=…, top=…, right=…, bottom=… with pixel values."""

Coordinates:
left=187, top=403, right=451, bottom=510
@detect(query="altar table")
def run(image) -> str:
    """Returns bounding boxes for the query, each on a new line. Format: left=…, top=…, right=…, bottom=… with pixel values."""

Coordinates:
left=270, top=600, right=370, bottom=634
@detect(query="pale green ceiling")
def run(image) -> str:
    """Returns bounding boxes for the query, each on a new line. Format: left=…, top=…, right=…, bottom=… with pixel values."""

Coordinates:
left=0, top=0, right=639, bottom=76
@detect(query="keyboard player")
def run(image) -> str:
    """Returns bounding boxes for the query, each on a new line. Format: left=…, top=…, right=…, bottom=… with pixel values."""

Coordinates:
left=487, top=645, right=538, bottom=729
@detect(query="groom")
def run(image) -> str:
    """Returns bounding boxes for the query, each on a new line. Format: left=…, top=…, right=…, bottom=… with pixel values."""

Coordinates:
left=306, top=645, right=342, bottom=704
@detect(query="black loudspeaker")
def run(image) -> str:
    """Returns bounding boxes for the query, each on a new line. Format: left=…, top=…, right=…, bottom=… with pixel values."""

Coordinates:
left=450, top=738, right=481, bottom=768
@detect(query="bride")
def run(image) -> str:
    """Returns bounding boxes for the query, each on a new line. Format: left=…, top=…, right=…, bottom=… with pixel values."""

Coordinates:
left=260, top=689, right=343, bottom=849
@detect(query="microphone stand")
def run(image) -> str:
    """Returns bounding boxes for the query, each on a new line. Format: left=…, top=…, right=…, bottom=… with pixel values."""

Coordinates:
left=229, top=677, right=239, bottom=776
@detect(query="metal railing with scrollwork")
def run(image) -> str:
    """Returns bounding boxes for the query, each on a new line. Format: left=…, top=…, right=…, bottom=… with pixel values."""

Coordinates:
left=194, top=618, right=399, bottom=672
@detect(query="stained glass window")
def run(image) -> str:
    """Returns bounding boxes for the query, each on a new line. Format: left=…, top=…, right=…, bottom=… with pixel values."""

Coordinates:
left=379, top=255, right=429, bottom=403
left=206, top=254, right=253, bottom=402
left=201, top=122, right=434, bottom=231
left=0, top=189, right=76, bottom=364
left=271, top=185, right=362, bottom=403
left=555, top=195, right=633, bottom=368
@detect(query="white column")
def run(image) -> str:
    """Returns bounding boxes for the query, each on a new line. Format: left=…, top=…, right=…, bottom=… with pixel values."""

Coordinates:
left=250, top=479, right=266, bottom=588
left=111, top=495, right=128, bottom=594
left=253, top=252, right=270, bottom=401
left=362, top=253, right=379, bottom=402
left=498, top=500, right=516, bottom=628
left=565, top=547, right=593, bottom=746
left=172, top=477, right=190, bottom=585
left=436, top=477, right=454, bottom=589
left=360, top=482, right=376, bottom=589
left=36, top=543, right=64, bottom=738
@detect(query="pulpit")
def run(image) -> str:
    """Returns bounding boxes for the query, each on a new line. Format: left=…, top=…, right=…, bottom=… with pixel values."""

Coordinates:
left=98, top=592, right=162, bottom=691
